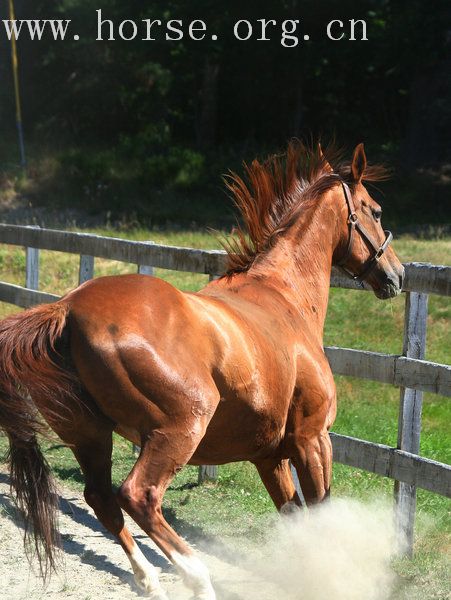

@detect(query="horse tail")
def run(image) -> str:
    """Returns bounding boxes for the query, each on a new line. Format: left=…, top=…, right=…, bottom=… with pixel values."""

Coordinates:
left=0, top=301, right=73, bottom=578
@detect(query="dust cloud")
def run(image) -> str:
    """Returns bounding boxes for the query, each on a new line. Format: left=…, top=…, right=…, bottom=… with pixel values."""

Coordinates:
left=210, top=498, right=399, bottom=600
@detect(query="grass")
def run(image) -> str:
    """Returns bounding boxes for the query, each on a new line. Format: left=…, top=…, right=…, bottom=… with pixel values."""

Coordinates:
left=0, top=231, right=449, bottom=597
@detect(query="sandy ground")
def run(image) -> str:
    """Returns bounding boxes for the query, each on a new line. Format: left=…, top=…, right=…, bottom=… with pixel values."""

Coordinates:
left=0, top=473, right=283, bottom=600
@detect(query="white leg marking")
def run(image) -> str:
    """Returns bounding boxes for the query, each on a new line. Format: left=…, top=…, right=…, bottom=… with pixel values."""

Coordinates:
left=171, top=551, right=216, bottom=600
left=128, top=541, right=168, bottom=599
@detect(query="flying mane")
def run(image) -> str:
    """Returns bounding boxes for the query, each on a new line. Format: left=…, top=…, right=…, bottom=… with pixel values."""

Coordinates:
left=223, top=141, right=387, bottom=275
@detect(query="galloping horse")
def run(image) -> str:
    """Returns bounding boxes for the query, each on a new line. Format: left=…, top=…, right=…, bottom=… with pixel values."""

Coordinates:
left=0, top=142, right=403, bottom=599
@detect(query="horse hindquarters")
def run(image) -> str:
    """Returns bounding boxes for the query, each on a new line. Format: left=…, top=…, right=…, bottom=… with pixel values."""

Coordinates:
left=0, top=300, right=169, bottom=598
left=67, top=290, right=220, bottom=598
left=0, top=288, right=219, bottom=599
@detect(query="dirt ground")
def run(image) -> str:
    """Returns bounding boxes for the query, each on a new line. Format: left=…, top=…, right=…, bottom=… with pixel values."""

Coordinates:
left=0, top=473, right=283, bottom=600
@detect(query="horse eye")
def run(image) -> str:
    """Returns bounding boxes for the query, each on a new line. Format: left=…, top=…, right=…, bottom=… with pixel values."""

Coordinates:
left=372, top=209, right=382, bottom=221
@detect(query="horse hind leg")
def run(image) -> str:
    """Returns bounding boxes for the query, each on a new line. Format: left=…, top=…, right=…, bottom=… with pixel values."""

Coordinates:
left=254, top=457, right=302, bottom=513
left=117, top=419, right=217, bottom=600
left=56, top=418, right=168, bottom=599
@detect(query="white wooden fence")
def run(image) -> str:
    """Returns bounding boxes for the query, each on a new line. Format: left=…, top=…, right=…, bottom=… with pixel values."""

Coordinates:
left=0, top=223, right=449, bottom=556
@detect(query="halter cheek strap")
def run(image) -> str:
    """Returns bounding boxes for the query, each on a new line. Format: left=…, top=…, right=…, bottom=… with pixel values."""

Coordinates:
left=336, top=181, right=393, bottom=282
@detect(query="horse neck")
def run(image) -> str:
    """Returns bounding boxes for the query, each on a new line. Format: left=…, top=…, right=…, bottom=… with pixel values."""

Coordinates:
left=249, top=189, right=340, bottom=330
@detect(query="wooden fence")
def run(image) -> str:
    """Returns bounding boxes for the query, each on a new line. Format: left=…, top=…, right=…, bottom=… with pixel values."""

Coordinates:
left=0, top=223, right=449, bottom=556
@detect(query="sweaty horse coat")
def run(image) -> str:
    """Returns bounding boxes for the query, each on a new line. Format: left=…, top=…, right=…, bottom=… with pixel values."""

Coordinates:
left=0, top=142, right=404, bottom=599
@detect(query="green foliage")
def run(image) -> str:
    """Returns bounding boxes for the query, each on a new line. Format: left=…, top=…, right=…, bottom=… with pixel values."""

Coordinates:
left=2, top=1, right=450, bottom=161
left=59, top=148, right=115, bottom=183
left=144, top=147, right=205, bottom=188
left=118, top=123, right=171, bottom=158
left=1, top=1, right=450, bottom=225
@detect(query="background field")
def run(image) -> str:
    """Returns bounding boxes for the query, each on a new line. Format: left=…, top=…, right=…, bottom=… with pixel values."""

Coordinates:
left=0, top=231, right=449, bottom=598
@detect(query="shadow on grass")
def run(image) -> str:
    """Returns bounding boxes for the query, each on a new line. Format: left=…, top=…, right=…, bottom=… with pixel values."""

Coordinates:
left=168, top=481, right=198, bottom=491
left=52, top=466, right=85, bottom=484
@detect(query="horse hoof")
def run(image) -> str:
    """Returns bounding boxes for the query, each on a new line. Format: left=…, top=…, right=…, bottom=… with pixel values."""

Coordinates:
left=149, top=592, right=169, bottom=600
left=194, top=586, right=216, bottom=600
left=145, top=588, right=169, bottom=600
left=135, top=575, right=168, bottom=599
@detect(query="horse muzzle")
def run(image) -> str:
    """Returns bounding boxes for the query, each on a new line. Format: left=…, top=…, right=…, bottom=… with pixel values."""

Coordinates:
left=373, top=266, right=404, bottom=299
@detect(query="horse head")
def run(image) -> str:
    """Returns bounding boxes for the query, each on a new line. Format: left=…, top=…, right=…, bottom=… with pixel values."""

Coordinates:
left=332, top=143, right=404, bottom=299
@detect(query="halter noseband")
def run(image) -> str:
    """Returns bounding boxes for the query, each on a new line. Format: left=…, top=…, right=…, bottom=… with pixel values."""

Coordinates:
left=336, top=179, right=393, bottom=282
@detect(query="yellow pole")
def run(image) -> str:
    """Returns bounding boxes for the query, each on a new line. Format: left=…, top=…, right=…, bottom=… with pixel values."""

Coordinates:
left=9, top=0, right=26, bottom=168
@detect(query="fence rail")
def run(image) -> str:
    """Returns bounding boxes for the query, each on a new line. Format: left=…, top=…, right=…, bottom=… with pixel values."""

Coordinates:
left=0, top=223, right=449, bottom=555
left=325, top=347, right=451, bottom=397
left=0, top=223, right=450, bottom=295
left=331, top=433, right=451, bottom=497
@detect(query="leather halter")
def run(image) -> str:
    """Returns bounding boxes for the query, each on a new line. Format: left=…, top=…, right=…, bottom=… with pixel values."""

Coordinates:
left=336, top=179, right=393, bottom=282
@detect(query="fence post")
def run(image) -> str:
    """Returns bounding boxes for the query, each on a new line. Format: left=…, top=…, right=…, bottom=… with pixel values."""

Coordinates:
left=198, top=464, right=218, bottom=484
left=394, top=291, right=428, bottom=556
left=137, top=239, right=156, bottom=278
left=79, top=255, right=94, bottom=285
left=138, top=264, right=154, bottom=276
left=198, top=273, right=219, bottom=484
left=25, top=247, right=39, bottom=290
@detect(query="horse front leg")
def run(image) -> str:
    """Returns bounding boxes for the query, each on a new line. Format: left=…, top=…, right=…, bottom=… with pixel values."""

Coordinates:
left=254, top=457, right=302, bottom=513
left=290, top=361, right=336, bottom=505
left=291, top=430, right=332, bottom=505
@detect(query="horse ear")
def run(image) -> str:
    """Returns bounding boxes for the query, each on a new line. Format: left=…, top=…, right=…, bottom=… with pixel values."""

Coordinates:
left=351, top=143, right=367, bottom=183
left=318, top=143, right=333, bottom=173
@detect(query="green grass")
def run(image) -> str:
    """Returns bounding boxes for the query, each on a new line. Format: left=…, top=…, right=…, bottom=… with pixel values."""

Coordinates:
left=0, top=231, right=449, bottom=597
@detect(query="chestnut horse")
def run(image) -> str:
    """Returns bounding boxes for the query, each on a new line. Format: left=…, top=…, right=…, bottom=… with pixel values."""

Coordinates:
left=0, top=143, right=403, bottom=599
